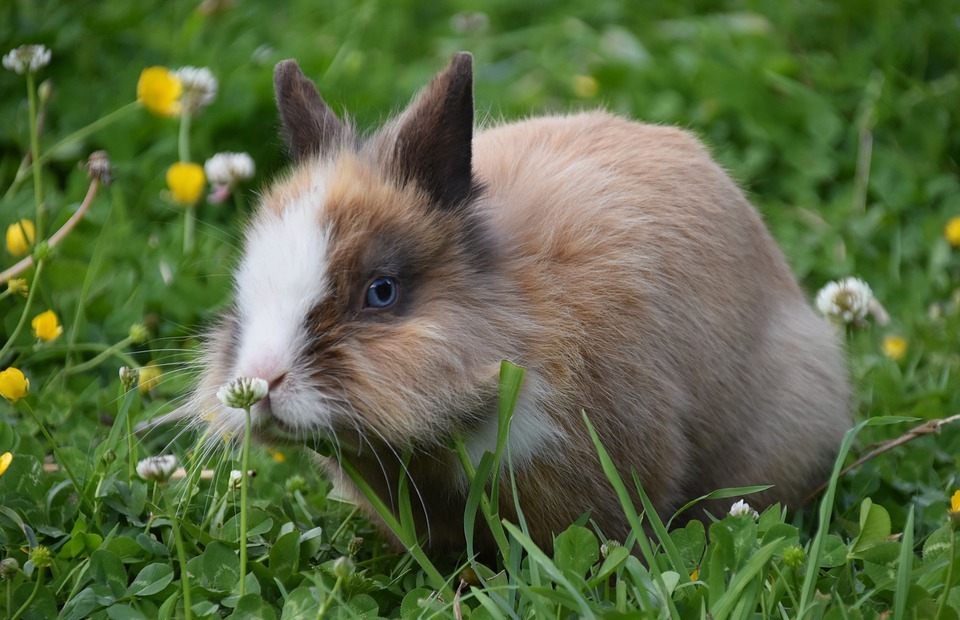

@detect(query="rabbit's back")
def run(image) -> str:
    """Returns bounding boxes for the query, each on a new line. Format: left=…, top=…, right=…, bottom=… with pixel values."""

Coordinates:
left=472, top=111, right=850, bottom=523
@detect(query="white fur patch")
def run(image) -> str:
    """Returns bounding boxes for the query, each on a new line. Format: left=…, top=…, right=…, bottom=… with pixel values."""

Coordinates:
left=232, top=187, right=332, bottom=417
left=462, top=372, right=566, bottom=469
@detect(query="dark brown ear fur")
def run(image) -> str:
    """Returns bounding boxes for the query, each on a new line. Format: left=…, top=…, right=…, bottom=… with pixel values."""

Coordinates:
left=274, top=60, right=345, bottom=161
left=392, top=52, right=477, bottom=208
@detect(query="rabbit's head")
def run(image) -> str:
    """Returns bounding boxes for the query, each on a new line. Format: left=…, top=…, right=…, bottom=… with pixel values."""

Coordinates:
left=196, top=53, right=525, bottom=452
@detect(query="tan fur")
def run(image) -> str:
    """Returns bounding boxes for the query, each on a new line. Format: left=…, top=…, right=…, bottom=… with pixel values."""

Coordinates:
left=196, top=55, right=850, bottom=555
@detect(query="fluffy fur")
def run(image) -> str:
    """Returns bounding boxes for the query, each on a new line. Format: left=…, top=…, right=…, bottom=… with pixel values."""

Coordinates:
left=193, top=52, right=851, bottom=553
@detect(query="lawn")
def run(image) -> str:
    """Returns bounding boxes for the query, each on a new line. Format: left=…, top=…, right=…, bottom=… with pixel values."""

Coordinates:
left=1, top=0, right=959, bottom=618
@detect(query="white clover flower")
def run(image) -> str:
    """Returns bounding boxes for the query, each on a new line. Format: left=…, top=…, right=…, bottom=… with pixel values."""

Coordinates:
left=815, top=277, right=873, bottom=326
left=204, top=152, right=255, bottom=203
left=228, top=469, right=243, bottom=491
left=136, top=454, right=178, bottom=483
left=729, top=499, right=759, bottom=519
left=216, top=377, right=268, bottom=410
left=173, top=66, right=217, bottom=113
left=3, top=44, right=51, bottom=74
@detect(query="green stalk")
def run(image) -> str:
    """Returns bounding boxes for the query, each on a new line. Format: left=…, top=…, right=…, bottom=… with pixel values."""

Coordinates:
left=165, top=492, right=194, bottom=620
left=935, top=527, right=957, bottom=620
left=239, top=404, right=252, bottom=598
left=453, top=439, right=511, bottom=559
left=9, top=566, right=44, bottom=620
left=20, top=401, right=95, bottom=514
left=3, top=103, right=137, bottom=201
left=0, top=260, right=45, bottom=363
left=63, top=335, right=135, bottom=375
left=316, top=575, right=344, bottom=619
left=178, top=110, right=195, bottom=254
left=26, top=71, right=43, bottom=238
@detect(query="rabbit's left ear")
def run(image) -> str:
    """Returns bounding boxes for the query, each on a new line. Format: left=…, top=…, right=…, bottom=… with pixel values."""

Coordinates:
left=274, top=60, right=346, bottom=161
left=391, top=52, right=477, bottom=208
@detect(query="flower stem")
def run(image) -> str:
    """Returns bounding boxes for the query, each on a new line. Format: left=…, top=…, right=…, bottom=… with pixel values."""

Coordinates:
left=238, top=404, right=252, bottom=598
left=164, top=492, right=194, bottom=620
left=26, top=71, right=44, bottom=239
left=935, top=527, right=957, bottom=620
left=21, top=400, right=96, bottom=514
left=178, top=111, right=192, bottom=163
left=0, top=260, right=45, bottom=364
left=316, top=575, right=344, bottom=620
left=9, top=566, right=44, bottom=620
left=183, top=205, right=196, bottom=254
left=64, top=335, right=135, bottom=375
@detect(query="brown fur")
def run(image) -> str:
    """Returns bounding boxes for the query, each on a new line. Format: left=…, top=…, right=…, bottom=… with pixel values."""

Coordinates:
left=195, top=53, right=851, bottom=554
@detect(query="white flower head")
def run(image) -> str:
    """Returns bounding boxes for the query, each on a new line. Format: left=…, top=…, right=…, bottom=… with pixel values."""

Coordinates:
left=217, top=376, right=268, bottom=410
left=228, top=469, right=244, bottom=491
left=729, top=499, right=759, bottom=519
left=815, top=277, right=873, bottom=326
left=136, top=454, right=178, bottom=483
left=3, top=45, right=51, bottom=74
left=173, top=66, right=217, bottom=113
left=204, top=152, right=255, bottom=193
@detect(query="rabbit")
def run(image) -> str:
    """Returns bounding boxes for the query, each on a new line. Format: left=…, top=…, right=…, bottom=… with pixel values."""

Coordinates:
left=192, top=51, right=851, bottom=554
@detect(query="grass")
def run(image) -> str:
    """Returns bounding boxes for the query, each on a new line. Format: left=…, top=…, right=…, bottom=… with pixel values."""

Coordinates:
left=2, top=0, right=960, bottom=617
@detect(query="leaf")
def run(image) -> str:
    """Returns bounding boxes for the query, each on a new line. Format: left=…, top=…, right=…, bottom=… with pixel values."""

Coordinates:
left=59, top=587, right=102, bottom=620
left=202, top=541, right=240, bottom=591
left=281, top=586, right=320, bottom=619
left=850, top=498, right=892, bottom=557
left=105, top=603, right=149, bottom=620
left=124, top=562, right=174, bottom=597
left=268, top=529, right=301, bottom=583
left=553, top=525, right=599, bottom=579
left=90, top=548, right=128, bottom=599
left=819, top=535, right=848, bottom=568
left=233, top=593, right=278, bottom=619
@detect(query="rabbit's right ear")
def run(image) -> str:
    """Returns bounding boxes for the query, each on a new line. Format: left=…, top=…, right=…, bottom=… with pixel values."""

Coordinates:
left=274, top=60, right=344, bottom=161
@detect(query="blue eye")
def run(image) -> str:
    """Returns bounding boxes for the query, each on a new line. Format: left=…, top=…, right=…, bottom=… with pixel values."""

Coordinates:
left=364, top=276, right=398, bottom=309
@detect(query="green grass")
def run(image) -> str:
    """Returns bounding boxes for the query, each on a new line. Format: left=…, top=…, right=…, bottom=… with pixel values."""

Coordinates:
left=2, top=0, right=960, bottom=617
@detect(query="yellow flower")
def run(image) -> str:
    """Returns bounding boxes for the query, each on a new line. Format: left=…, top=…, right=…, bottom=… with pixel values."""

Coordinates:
left=31, top=310, right=63, bottom=342
left=269, top=449, right=286, bottom=463
left=0, top=368, right=29, bottom=402
left=138, top=363, right=161, bottom=394
left=572, top=75, right=599, bottom=98
left=137, top=67, right=182, bottom=117
left=6, top=219, right=35, bottom=257
left=166, top=162, right=206, bottom=205
left=0, top=452, right=11, bottom=476
left=945, top=216, right=960, bottom=247
left=951, top=490, right=960, bottom=515
left=882, top=335, right=907, bottom=361
left=690, top=567, right=699, bottom=581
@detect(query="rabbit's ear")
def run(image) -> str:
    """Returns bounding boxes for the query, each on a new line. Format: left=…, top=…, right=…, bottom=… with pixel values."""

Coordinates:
left=392, top=52, right=477, bottom=208
left=274, top=60, right=345, bottom=161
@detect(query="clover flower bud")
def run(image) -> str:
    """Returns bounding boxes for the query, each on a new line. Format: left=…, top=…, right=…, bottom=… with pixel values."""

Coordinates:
left=2, top=44, right=52, bottom=74
left=0, top=367, right=29, bottom=402
left=285, top=474, right=307, bottom=494
left=949, top=491, right=960, bottom=531
left=216, top=377, right=268, bottom=410
left=119, top=366, right=139, bottom=391
left=29, top=545, right=52, bottom=569
left=228, top=469, right=244, bottom=491
left=348, top=536, right=364, bottom=558
left=782, top=544, right=806, bottom=569
left=0, top=557, right=19, bottom=579
left=729, top=499, right=759, bottom=520
left=101, top=449, right=116, bottom=466
left=138, top=364, right=161, bottom=394
left=332, top=556, right=355, bottom=579
left=600, top=539, right=622, bottom=558
left=136, top=454, right=178, bottom=483
left=128, top=323, right=149, bottom=344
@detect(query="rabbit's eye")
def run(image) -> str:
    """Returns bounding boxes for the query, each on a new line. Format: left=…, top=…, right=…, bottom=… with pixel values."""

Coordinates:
left=364, top=276, right=399, bottom=309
